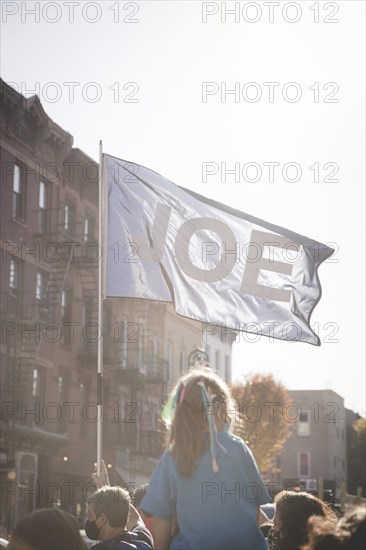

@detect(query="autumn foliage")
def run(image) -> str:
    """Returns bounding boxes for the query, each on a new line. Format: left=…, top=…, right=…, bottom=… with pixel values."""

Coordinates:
left=231, top=373, right=293, bottom=473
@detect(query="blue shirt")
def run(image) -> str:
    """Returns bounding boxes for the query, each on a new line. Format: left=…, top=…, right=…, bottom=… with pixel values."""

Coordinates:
left=141, top=432, right=269, bottom=550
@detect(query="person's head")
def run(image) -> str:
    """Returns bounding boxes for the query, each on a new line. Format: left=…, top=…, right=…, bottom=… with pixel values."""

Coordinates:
left=268, top=491, right=337, bottom=550
left=303, top=505, right=366, bottom=550
left=130, top=484, right=149, bottom=509
left=130, top=484, right=154, bottom=534
left=165, top=368, right=236, bottom=476
left=86, top=486, right=131, bottom=541
left=7, top=508, right=87, bottom=550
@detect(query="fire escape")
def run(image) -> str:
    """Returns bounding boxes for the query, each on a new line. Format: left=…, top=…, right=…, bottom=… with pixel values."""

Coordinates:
left=104, top=300, right=168, bottom=484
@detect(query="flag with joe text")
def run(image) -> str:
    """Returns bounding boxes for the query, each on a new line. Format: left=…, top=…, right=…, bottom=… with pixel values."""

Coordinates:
left=104, top=154, right=333, bottom=345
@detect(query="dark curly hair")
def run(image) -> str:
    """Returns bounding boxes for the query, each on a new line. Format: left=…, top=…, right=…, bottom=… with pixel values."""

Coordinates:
left=273, top=491, right=337, bottom=550
left=302, top=505, right=366, bottom=550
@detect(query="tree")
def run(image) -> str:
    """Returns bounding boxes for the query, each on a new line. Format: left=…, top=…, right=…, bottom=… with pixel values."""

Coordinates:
left=231, top=373, right=293, bottom=473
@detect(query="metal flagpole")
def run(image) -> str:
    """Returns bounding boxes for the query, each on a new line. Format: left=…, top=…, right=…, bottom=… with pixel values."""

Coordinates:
left=97, top=140, right=104, bottom=476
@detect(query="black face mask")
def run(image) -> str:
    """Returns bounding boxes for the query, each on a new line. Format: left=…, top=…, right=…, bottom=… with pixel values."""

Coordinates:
left=267, top=526, right=282, bottom=550
left=85, top=518, right=101, bottom=540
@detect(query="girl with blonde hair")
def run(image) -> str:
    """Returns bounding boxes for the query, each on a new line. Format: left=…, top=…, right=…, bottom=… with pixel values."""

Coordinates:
left=141, top=368, right=269, bottom=550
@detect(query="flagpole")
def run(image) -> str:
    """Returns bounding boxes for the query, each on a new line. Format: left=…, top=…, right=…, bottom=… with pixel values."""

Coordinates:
left=97, top=140, right=104, bottom=477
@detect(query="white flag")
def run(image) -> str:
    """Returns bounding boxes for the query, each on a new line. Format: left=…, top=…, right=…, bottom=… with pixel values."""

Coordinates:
left=104, top=154, right=333, bottom=345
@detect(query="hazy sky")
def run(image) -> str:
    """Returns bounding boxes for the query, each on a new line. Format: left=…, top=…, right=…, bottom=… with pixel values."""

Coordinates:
left=1, top=1, right=365, bottom=414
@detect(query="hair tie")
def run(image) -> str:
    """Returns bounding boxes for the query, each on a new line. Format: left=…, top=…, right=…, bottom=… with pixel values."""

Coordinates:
left=161, top=381, right=188, bottom=426
left=198, top=381, right=227, bottom=473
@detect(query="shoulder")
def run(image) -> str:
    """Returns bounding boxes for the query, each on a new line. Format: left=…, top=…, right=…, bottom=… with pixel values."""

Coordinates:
left=130, top=525, right=154, bottom=547
left=151, top=450, right=177, bottom=476
left=105, top=528, right=153, bottom=550
left=219, top=431, right=249, bottom=449
left=218, top=432, right=257, bottom=460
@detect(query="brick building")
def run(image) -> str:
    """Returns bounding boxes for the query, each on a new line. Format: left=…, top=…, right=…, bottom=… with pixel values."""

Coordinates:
left=0, top=79, right=234, bottom=534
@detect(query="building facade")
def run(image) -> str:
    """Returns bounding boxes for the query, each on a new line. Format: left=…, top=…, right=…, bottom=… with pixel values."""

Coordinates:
left=0, top=79, right=234, bottom=534
left=275, top=390, right=347, bottom=496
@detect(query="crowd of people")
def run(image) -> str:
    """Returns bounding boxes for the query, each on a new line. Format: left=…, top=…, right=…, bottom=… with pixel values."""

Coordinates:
left=2, top=369, right=365, bottom=550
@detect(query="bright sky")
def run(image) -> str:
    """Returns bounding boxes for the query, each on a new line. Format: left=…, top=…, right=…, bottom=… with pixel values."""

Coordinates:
left=1, top=1, right=365, bottom=414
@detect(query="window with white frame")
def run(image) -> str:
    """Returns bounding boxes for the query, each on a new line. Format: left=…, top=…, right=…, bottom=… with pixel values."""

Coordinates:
left=64, top=201, right=76, bottom=236
left=32, top=368, right=40, bottom=398
left=9, top=259, right=19, bottom=290
left=61, top=288, right=72, bottom=344
left=13, top=163, right=25, bottom=219
left=206, top=345, right=211, bottom=365
left=297, top=411, right=310, bottom=436
left=215, top=350, right=221, bottom=374
left=38, top=181, right=48, bottom=232
left=225, top=355, right=231, bottom=383
left=9, top=259, right=21, bottom=315
left=61, top=289, right=71, bottom=321
left=35, top=272, right=48, bottom=319
left=84, top=214, right=95, bottom=242
left=35, top=272, right=44, bottom=302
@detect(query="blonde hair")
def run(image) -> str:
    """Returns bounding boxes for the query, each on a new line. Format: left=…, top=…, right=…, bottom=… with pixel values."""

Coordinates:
left=166, top=368, right=236, bottom=476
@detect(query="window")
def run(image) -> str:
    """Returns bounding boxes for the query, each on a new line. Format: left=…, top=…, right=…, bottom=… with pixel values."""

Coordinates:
left=119, top=390, right=128, bottom=435
left=35, top=271, right=48, bottom=319
left=297, top=411, right=310, bottom=436
left=9, top=259, right=21, bottom=315
left=32, top=369, right=40, bottom=398
left=180, top=349, right=186, bottom=375
left=35, top=272, right=44, bottom=301
left=61, top=289, right=71, bottom=320
left=17, top=453, right=37, bottom=517
left=61, top=288, right=72, bottom=344
left=38, top=181, right=49, bottom=232
left=206, top=345, right=211, bottom=365
left=9, top=259, right=19, bottom=290
left=225, top=355, right=231, bottom=383
left=58, top=376, right=65, bottom=400
left=137, top=336, right=143, bottom=371
left=84, top=215, right=95, bottom=242
left=215, top=350, right=221, bottom=374
left=57, top=375, right=69, bottom=433
left=13, top=163, right=25, bottom=219
left=64, top=201, right=76, bottom=236
left=298, top=452, right=310, bottom=477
